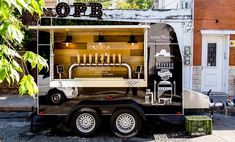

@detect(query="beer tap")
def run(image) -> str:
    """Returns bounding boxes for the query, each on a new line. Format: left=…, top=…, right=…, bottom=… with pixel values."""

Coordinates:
left=77, top=54, right=80, bottom=64
left=101, top=54, right=104, bottom=65
left=89, top=54, right=92, bottom=65
left=83, top=54, right=86, bottom=66
left=106, top=53, right=110, bottom=65
left=113, top=54, right=116, bottom=65
left=118, top=54, right=122, bottom=66
left=95, top=53, right=98, bottom=66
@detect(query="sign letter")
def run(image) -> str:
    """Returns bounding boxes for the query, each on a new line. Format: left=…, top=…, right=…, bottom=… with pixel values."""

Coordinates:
left=56, top=2, right=70, bottom=17
left=89, top=3, right=103, bottom=19
left=73, top=3, right=87, bottom=17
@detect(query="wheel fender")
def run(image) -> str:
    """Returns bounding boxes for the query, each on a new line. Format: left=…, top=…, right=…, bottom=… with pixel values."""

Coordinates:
left=48, top=88, right=65, bottom=97
left=66, top=107, right=97, bottom=122
left=113, top=104, right=146, bottom=121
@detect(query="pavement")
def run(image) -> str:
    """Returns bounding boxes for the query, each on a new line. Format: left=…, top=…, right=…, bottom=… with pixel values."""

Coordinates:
left=0, top=94, right=35, bottom=112
left=189, top=114, right=235, bottom=142
left=1, top=94, right=235, bottom=141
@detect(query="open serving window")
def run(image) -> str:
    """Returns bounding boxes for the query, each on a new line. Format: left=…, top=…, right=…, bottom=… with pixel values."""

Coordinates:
left=29, top=25, right=149, bottom=88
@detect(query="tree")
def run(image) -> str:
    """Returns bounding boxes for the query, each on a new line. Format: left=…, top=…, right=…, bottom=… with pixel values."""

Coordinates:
left=0, top=0, right=47, bottom=97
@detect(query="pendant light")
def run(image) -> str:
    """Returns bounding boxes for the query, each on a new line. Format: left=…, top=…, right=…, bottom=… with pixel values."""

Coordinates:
left=96, top=33, right=106, bottom=46
left=128, top=33, right=137, bottom=46
left=63, top=33, right=73, bottom=47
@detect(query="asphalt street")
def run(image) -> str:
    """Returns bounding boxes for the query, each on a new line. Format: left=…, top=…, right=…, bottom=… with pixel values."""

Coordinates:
left=0, top=95, right=234, bottom=142
left=0, top=111, right=235, bottom=142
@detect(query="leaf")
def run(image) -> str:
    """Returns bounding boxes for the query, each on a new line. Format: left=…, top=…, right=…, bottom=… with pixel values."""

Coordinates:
left=6, top=76, right=11, bottom=85
left=0, top=23, right=10, bottom=35
left=12, top=60, right=23, bottom=72
left=31, top=0, right=39, bottom=12
left=0, top=69, right=6, bottom=83
left=16, top=0, right=33, bottom=14
left=38, top=64, right=43, bottom=71
left=7, top=25, right=24, bottom=43
left=9, top=0, right=23, bottom=14
left=23, top=51, right=48, bottom=71
left=9, top=66, right=15, bottom=84
left=19, top=75, right=38, bottom=96
left=0, top=45, right=22, bottom=58
left=19, top=83, right=27, bottom=96
left=10, top=65, right=20, bottom=83
left=0, top=4, right=9, bottom=19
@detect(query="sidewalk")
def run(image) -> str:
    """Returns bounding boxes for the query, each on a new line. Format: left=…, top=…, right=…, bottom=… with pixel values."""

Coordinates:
left=190, top=114, right=235, bottom=142
left=0, top=95, right=35, bottom=112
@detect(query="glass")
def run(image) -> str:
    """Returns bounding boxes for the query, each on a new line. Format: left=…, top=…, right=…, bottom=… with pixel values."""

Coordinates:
left=207, top=43, right=216, bottom=66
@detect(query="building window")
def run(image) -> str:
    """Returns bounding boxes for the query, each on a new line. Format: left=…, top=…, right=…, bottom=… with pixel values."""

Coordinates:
left=207, top=43, right=216, bottom=66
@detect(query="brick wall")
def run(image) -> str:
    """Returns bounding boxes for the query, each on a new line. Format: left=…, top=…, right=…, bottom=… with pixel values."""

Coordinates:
left=194, top=0, right=235, bottom=65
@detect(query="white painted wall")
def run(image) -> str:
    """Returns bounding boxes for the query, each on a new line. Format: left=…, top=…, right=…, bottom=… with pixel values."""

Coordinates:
left=168, top=22, right=193, bottom=89
left=159, top=0, right=192, bottom=9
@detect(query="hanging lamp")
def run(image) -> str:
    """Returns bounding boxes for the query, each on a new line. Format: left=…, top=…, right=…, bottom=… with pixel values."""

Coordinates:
left=63, top=34, right=73, bottom=47
left=96, top=33, right=106, bottom=46
left=128, top=34, right=137, bottom=46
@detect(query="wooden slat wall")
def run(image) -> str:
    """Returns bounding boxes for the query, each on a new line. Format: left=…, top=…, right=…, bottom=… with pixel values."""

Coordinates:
left=53, top=33, right=144, bottom=79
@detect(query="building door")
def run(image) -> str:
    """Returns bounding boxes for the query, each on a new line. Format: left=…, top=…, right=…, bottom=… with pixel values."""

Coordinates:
left=201, top=35, right=225, bottom=92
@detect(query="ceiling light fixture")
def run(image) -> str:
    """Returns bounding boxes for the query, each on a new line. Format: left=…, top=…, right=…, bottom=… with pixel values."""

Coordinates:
left=128, top=34, right=137, bottom=46
left=63, top=34, right=73, bottom=47
left=96, top=33, right=106, bottom=46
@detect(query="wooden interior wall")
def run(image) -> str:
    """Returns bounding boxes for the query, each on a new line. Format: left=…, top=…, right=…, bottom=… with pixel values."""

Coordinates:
left=54, top=32, right=144, bottom=79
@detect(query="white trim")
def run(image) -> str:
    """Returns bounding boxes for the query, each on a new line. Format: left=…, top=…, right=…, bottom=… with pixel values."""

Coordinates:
left=225, top=35, right=230, bottom=93
left=190, top=0, right=194, bottom=90
left=49, top=79, right=147, bottom=88
left=28, top=25, right=150, bottom=31
left=201, top=30, right=235, bottom=35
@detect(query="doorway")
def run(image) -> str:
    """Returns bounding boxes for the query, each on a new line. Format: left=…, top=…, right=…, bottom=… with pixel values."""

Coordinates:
left=201, top=35, right=227, bottom=93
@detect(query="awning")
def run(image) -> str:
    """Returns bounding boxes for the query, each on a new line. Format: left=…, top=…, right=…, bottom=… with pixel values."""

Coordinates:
left=28, top=25, right=150, bottom=33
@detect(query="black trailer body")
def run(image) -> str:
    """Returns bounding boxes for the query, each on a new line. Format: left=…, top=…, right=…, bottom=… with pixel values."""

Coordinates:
left=35, top=21, right=183, bottom=115
left=29, top=16, right=196, bottom=137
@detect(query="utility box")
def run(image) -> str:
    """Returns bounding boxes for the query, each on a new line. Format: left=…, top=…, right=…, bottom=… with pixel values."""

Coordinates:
left=185, top=115, right=212, bottom=135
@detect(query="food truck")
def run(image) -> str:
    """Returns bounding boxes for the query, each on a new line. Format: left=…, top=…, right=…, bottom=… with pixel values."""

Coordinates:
left=29, top=2, right=210, bottom=138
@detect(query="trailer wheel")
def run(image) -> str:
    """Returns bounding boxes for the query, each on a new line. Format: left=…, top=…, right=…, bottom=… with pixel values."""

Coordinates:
left=70, top=108, right=100, bottom=136
left=110, top=109, right=142, bottom=138
left=47, top=90, right=65, bottom=105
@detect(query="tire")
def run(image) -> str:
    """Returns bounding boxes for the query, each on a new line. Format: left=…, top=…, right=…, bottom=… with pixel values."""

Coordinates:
left=70, top=108, right=101, bottom=137
left=110, top=109, right=142, bottom=138
left=47, top=90, right=65, bottom=105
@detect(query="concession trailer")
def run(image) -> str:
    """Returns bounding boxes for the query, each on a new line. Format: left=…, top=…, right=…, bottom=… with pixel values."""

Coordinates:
left=28, top=2, right=210, bottom=138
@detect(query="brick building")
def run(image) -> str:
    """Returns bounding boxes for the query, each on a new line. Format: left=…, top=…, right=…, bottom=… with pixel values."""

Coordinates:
left=193, top=0, right=235, bottom=95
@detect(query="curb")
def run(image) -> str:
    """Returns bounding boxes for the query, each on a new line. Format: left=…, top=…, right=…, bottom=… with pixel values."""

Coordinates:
left=0, top=106, right=35, bottom=112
